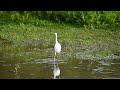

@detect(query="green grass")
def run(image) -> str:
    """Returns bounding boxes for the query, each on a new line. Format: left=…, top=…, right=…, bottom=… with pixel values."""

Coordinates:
left=0, top=19, right=78, bottom=44
left=0, top=18, right=120, bottom=47
left=0, top=13, right=120, bottom=60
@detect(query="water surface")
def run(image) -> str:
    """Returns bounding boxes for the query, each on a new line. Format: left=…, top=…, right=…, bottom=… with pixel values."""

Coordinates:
left=0, top=40, right=120, bottom=79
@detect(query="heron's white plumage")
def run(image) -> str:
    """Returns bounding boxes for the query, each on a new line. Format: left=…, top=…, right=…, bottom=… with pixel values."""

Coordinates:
left=54, top=33, right=61, bottom=55
left=54, top=42, right=61, bottom=53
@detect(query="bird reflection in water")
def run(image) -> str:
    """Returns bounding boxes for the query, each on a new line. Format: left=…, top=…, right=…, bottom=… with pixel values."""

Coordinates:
left=15, top=63, right=20, bottom=79
left=53, top=63, right=60, bottom=79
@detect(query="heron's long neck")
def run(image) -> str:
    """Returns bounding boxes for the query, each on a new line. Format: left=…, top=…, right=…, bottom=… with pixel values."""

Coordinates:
left=55, top=34, right=58, bottom=43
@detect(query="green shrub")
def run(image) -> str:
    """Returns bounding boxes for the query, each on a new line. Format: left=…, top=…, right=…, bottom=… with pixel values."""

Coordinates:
left=0, top=11, right=120, bottom=30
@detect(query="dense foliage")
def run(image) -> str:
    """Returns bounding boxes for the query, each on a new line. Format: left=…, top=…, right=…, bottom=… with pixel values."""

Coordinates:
left=0, top=11, right=120, bottom=30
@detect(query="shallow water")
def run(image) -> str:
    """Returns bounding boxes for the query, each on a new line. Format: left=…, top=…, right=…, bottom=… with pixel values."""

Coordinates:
left=0, top=41, right=120, bottom=79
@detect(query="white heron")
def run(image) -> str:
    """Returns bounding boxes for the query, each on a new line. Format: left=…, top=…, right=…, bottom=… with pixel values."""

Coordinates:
left=54, top=33, right=61, bottom=60
left=53, top=33, right=61, bottom=79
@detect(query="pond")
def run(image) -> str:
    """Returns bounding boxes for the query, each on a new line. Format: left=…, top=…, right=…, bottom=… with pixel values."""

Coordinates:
left=0, top=40, right=120, bottom=79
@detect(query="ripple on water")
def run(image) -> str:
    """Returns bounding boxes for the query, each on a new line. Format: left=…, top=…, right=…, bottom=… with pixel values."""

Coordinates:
left=0, top=61, right=5, bottom=63
left=22, top=57, right=66, bottom=65
left=92, top=67, right=104, bottom=73
left=98, top=60, right=111, bottom=66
